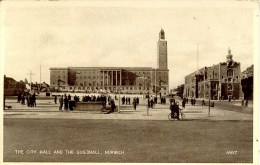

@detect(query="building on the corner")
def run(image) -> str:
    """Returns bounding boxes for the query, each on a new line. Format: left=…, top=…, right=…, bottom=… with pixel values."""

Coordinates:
left=50, top=29, right=169, bottom=96
left=184, top=48, right=243, bottom=100
left=241, top=65, right=253, bottom=100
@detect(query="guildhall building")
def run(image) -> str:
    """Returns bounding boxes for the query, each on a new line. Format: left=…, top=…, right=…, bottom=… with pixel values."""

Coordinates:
left=50, top=29, right=169, bottom=96
left=184, top=48, right=243, bottom=100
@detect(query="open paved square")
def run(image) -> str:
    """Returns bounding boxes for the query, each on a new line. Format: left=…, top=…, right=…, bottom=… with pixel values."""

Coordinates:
left=3, top=98, right=254, bottom=163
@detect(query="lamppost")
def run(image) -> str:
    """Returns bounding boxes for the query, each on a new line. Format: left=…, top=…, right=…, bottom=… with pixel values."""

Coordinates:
left=146, top=78, right=151, bottom=116
left=118, top=86, right=121, bottom=113
left=137, top=76, right=151, bottom=116
left=208, top=81, right=211, bottom=116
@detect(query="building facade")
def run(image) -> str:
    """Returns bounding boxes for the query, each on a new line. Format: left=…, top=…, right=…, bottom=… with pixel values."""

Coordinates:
left=184, top=48, right=243, bottom=100
left=50, top=29, right=169, bottom=96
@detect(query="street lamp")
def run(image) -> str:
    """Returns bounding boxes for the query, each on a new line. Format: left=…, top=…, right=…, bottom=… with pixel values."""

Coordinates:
left=137, top=76, right=151, bottom=116
left=118, top=86, right=121, bottom=113
left=208, top=81, right=211, bottom=116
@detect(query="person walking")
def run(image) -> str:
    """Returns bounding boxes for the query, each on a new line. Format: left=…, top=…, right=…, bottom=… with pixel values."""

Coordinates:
left=133, top=97, right=137, bottom=110
left=182, top=99, right=186, bottom=109
left=245, top=99, right=248, bottom=107
left=64, top=95, right=69, bottom=111
left=175, top=102, right=180, bottom=120
left=202, top=99, right=205, bottom=106
left=59, top=95, right=64, bottom=111
left=32, top=94, right=36, bottom=107
left=54, top=95, right=57, bottom=104
left=108, top=99, right=116, bottom=113
left=21, top=94, right=25, bottom=105
left=128, top=97, right=131, bottom=105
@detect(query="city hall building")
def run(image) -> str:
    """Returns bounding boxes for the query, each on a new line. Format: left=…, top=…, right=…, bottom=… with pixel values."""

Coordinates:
left=50, top=29, right=169, bottom=96
left=184, top=48, right=243, bottom=100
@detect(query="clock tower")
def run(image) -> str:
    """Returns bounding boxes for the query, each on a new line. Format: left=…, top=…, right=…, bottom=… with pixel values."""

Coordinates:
left=157, top=28, right=168, bottom=70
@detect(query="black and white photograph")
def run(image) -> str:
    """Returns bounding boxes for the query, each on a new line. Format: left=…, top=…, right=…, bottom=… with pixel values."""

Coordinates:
left=1, top=0, right=258, bottom=164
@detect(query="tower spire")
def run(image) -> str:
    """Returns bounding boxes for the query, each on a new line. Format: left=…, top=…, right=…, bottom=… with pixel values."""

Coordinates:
left=159, top=28, right=165, bottom=40
left=196, top=43, right=199, bottom=73
left=226, top=47, right=233, bottom=62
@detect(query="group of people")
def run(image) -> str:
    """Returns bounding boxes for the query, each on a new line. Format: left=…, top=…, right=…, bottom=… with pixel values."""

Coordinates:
left=190, top=98, right=196, bottom=106
left=122, top=96, right=136, bottom=105
left=160, top=97, right=166, bottom=105
left=148, top=96, right=155, bottom=108
left=82, top=95, right=107, bottom=103
left=17, top=92, right=36, bottom=107
left=57, top=94, right=79, bottom=111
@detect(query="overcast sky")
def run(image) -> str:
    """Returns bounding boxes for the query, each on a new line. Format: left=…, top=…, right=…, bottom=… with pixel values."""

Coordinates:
left=1, top=0, right=258, bottom=89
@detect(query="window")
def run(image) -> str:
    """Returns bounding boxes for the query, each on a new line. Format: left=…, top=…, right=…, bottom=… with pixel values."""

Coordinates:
left=227, top=69, right=234, bottom=77
left=227, top=84, right=233, bottom=91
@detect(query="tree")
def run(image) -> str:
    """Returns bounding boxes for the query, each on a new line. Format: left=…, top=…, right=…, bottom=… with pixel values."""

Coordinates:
left=176, top=84, right=184, bottom=98
left=24, top=78, right=28, bottom=84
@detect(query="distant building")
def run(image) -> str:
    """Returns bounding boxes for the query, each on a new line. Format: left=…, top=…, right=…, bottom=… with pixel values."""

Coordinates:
left=50, top=29, right=169, bottom=96
left=184, top=48, right=243, bottom=100
left=4, top=75, right=26, bottom=96
left=4, top=75, right=17, bottom=89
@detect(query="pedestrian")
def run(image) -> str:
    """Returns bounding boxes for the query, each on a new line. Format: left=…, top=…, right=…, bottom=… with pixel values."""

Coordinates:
left=175, top=102, right=180, bottom=120
left=32, top=94, right=36, bottom=107
left=108, top=99, right=116, bottom=113
left=26, top=94, right=30, bottom=107
left=170, top=101, right=175, bottom=118
left=150, top=98, right=154, bottom=108
left=133, top=97, right=137, bottom=110
left=202, top=99, right=205, bottom=106
left=54, top=95, right=57, bottom=104
left=122, top=96, right=125, bottom=105
left=29, top=94, right=34, bottom=107
left=245, top=99, right=248, bottom=107
left=59, top=95, right=64, bottom=111
left=21, top=94, right=25, bottom=105
left=64, top=95, right=69, bottom=111
left=17, top=94, right=21, bottom=103
left=211, top=102, right=215, bottom=108
left=136, top=97, right=139, bottom=105
left=129, top=97, right=131, bottom=105
left=182, top=99, right=186, bottom=109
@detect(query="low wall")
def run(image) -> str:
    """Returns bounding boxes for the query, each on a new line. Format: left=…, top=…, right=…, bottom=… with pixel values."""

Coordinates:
left=74, top=102, right=104, bottom=111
